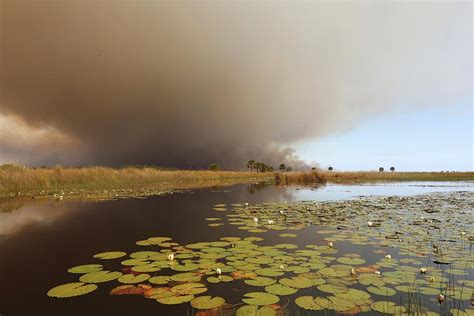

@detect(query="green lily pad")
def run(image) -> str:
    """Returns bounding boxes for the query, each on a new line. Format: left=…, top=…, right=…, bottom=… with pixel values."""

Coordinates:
left=67, top=264, right=103, bottom=274
left=93, top=251, right=127, bottom=260
left=190, top=295, right=225, bottom=309
left=367, top=286, right=396, bottom=296
left=171, top=283, right=207, bottom=295
left=294, top=296, right=326, bottom=310
left=79, top=271, right=122, bottom=283
left=47, top=282, right=98, bottom=298
left=244, top=277, right=276, bottom=287
left=265, top=284, right=297, bottom=295
left=255, top=268, right=284, bottom=277
left=279, top=276, right=313, bottom=289
left=242, top=292, right=279, bottom=305
left=149, top=276, right=171, bottom=285
left=157, top=294, right=194, bottom=304
left=236, top=305, right=276, bottom=316
left=118, top=273, right=150, bottom=284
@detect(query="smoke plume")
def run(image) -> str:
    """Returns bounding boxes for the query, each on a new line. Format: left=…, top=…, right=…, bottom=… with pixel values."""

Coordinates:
left=0, top=1, right=471, bottom=169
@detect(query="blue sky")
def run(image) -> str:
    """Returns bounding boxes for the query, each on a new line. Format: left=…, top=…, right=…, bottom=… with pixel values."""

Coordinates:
left=295, top=103, right=473, bottom=171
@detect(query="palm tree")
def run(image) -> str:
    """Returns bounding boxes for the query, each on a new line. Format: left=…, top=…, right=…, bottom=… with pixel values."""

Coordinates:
left=279, top=164, right=286, bottom=171
left=379, top=167, right=384, bottom=172
left=328, top=166, right=333, bottom=171
left=390, top=166, right=395, bottom=172
left=247, top=160, right=256, bottom=172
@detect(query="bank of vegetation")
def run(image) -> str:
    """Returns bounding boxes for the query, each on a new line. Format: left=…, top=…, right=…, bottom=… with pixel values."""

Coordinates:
left=0, top=164, right=272, bottom=196
left=1, top=164, right=472, bottom=198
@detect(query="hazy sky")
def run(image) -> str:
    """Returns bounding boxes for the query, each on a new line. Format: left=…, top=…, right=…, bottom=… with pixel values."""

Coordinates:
left=295, top=103, right=473, bottom=171
left=0, top=1, right=472, bottom=170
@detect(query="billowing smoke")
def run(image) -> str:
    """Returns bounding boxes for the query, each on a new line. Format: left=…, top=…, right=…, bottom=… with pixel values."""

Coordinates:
left=0, top=1, right=471, bottom=169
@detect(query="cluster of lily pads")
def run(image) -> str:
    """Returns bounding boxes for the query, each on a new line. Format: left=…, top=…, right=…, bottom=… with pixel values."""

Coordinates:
left=47, top=191, right=473, bottom=315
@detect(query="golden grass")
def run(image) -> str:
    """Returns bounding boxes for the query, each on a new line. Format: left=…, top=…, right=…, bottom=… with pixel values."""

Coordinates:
left=320, top=171, right=474, bottom=183
left=0, top=165, right=273, bottom=195
left=1, top=164, right=472, bottom=198
left=275, top=171, right=327, bottom=184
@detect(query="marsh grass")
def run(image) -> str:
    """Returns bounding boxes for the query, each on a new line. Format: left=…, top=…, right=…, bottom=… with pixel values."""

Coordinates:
left=321, top=171, right=474, bottom=182
left=1, top=164, right=472, bottom=197
left=0, top=164, right=273, bottom=197
left=275, top=171, right=327, bottom=184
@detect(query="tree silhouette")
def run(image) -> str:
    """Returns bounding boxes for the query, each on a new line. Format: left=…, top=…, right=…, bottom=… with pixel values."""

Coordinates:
left=247, top=160, right=256, bottom=172
left=279, top=164, right=286, bottom=171
left=328, top=166, right=333, bottom=171
left=286, top=167, right=293, bottom=172
left=390, top=166, right=395, bottom=172
left=379, top=167, right=384, bottom=172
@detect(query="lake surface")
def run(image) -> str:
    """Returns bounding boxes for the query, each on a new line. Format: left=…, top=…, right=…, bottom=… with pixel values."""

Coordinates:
left=0, top=182, right=473, bottom=315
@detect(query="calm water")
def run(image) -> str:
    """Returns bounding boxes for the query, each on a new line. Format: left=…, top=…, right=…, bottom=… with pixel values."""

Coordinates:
left=0, top=182, right=472, bottom=315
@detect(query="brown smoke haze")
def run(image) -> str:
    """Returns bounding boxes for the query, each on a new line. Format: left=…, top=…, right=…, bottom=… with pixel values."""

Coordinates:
left=0, top=1, right=471, bottom=169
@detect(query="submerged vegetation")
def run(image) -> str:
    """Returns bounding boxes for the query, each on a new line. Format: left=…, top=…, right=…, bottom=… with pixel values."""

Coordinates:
left=46, top=191, right=474, bottom=315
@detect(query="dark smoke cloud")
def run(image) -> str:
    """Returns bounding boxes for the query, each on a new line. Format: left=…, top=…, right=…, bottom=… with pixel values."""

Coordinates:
left=0, top=1, right=471, bottom=169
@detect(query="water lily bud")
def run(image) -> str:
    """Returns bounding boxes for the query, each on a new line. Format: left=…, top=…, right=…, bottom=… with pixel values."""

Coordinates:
left=253, top=217, right=259, bottom=223
left=437, top=293, right=445, bottom=303
left=351, top=268, right=356, bottom=275
left=420, top=268, right=427, bottom=274
left=279, top=210, right=284, bottom=215
left=328, top=241, right=334, bottom=248
left=429, top=276, right=435, bottom=282
left=367, top=221, right=374, bottom=227
left=374, top=270, right=381, bottom=275
left=385, top=254, right=392, bottom=259
left=461, top=231, right=466, bottom=236
left=167, top=253, right=174, bottom=261
left=216, top=268, right=222, bottom=275
left=279, top=265, right=285, bottom=270
left=245, top=202, right=249, bottom=207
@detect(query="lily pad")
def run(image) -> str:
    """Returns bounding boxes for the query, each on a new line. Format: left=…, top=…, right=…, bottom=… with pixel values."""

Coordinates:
left=67, top=264, right=103, bottom=274
left=265, top=284, right=297, bottom=295
left=79, top=271, right=122, bottom=283
left=242, top=292, right=279, bottom=305
left=47, top=282, right=98, bottom=298
left=93, top=251, right=127, bottom=260
left=190, top=295, right=225, bottom=309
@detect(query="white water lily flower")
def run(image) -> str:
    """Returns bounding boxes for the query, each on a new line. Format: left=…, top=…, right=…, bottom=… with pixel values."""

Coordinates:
left=437, top=293, right=445, bottom=303
left=167, top=253, right=174, bottom=261
left=420, top=268, right=427, bottom=274
left=374, top=270, right=381, bottom=275
left=268, top=220, right=274, bottom=225
left=461, top=231, right=466, bottom=236
left=279, top=265, right=285, bottom=270
left=279, top=210, right=284, bottom=215
left=216, top=268, right=222, bottom=275
left=351, top=268, right=356, bottom=275
left=328, top=241, right=334, bottom=248
left=385, top=254, right=392, bottom=259
left=253, top=217, right=259, bottom=223
left=367, top=221, right=374, bottom=227
left=59, top=195, right=64, bottom=201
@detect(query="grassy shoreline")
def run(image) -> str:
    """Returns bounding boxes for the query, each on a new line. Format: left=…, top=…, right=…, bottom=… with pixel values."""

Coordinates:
left=1, top=165, right=472, bottom=198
